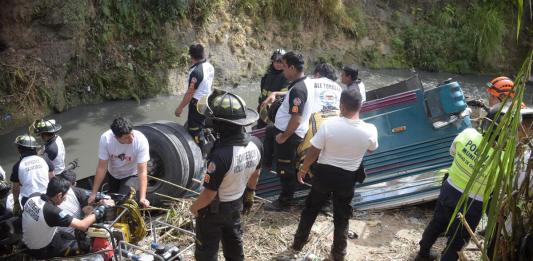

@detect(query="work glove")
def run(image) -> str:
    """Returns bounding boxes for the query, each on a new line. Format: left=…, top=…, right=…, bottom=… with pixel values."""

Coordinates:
left=242, top=187, right=255, bottom=214
left=93, top=205, right=107, bottom=223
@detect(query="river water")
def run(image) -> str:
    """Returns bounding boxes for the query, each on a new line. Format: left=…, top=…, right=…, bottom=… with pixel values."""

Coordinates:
left=1, top=69, right=531, bottom=179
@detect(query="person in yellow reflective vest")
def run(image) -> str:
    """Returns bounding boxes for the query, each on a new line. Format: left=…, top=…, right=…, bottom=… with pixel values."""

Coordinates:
left=415, top=106, right=504, bottom=261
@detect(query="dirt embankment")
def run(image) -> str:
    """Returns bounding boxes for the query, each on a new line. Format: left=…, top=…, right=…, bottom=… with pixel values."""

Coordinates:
left=0, top=0, right=529, bottom=134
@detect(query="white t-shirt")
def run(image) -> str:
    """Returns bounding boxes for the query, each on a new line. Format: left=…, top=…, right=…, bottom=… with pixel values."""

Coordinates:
left=274, top=77, right=314, bottom=138
left=0, top=165, right=5, bottom=180
left=311, top=116, right=378, bottom=171
left=309, top=77, right=343, bottom=112
left=98, top=130, right=150, bottom=179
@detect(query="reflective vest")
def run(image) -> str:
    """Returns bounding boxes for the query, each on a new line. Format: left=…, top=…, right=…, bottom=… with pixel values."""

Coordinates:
left=447, top=128, right=494, bottom=201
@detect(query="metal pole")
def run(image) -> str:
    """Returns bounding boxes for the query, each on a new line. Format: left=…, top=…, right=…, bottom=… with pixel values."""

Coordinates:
left=149, top=175, right=200, bottom=195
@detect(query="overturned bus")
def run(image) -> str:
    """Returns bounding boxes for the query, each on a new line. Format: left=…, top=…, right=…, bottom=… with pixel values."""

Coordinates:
left=132, top=75, right=472, bottom=210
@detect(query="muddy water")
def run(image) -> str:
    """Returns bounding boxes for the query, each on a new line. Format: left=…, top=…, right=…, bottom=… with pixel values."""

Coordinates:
left=0, top=69, right=531, bottom=179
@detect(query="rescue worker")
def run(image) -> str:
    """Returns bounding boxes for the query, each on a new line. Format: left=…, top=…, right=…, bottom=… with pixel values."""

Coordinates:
left=175, top=43, right=215, bottom=143
left=88, top=117, right=151, bottom=207
left=10, top=134, right=54, bottom=212
left=57, top=169, right=91, bottom=236
left=414, top=105, right=505, bottom=261
left=190, top=89, right=263, bottom=261
left=256, top=49, right=289, bottom=128
left=22, top=176, right=108, bottom=259
left=262, top=52, right=313, bottom=210
left=291, top=88, right=378, bottom=261
left=341, top=65, right=366, bottom=102
left=486, top=76, right=515, bottom=107
left=32, top=119, right=66, bottom=174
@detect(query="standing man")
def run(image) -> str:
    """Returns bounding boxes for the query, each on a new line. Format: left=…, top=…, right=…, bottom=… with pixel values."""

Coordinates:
left=341, top=65, right=366, bottom=103
left=10, top=134, right=54, bottom=211
left=32, top=119, right=66, bottom=175
left=88, top=117, right=150, bottom=207
left=22, top=176, right=109, bottom=259
left=291, top=89, right=378, bottom=261
left=175, top=43, right=215, bottom=143
left=190, top=89, right=262, bottom=261
left=263, top=52, right=314, bottom=210
left=414, top=106, right=503, bottom=261
left=257, top=49, right=289, bottom=128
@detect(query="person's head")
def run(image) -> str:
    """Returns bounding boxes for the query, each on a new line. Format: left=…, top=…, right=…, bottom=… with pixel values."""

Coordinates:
left=14, top=134, right=40, bottom=155
left=281, top=51, right=305, bottom=81
left=271, top=49, right=286, bottom=70
left=32, top=119, right=61, bottom=142
left=340, top=88, right=363, bottom=116
left=199, top=89, right=259, bottom=136
left=110, top=117, right=134, bottom=144
left=189, top=44, right=205, bottom=63
left=341, top=65, right=358, bottom=85
left=46, top=176, right=71, bottom=205
left=487, top=76, right=515, bottom=106
left=313, top=63, right=337, bottom=81
left=57, top=169, right=77, bottom=187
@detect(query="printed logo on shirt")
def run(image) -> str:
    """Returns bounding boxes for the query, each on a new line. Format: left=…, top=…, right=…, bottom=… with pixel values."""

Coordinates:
left=59, top=210, right=68, bottom=218
left=207, top=162, right=216, bottom=173
left=191, top=77, right=197, bottom=84
left=292, top=97, right=301, bottom=106
left=111, top=153, right=133, bottom=162
left=291, top=106, right=299, bottom=113
left=26, top=200, right=40, bottom=221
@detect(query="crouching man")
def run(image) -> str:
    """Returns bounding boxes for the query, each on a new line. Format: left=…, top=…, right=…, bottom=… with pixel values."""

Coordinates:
left=22, top=176, right=110, bottom=259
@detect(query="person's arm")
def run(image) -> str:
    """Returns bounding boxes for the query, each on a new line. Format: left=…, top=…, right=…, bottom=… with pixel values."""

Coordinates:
left=189, top=188, right=217, bottom=216
left=275, top=84, right=307, bottom=144
left=70, top=214, right=97, bottom=231
left=44, top=157, right=55, bottom=179
left=297, top=146, right=321, bottom=184
left=88, top=159, right=108, bottom=204
left=175, top=81, right=196, bottom=117
left=137, top=162, right=149, bottom=207
left=261, top=91, right=288, bottom=108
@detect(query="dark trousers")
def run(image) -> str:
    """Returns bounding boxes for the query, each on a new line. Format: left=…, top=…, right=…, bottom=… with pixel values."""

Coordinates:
left=419, top=181, right=483, bottom=261
left=27, top=230, right=81, bottom=259
left=294, top=164, right=356, bottom=259
left=267, top=127, right=303, bottom=204
left=106, top=173, right=139, bottom=195
left=188, top=98, right=206, bottom=143
left=195, top=200, right=244, bottom=261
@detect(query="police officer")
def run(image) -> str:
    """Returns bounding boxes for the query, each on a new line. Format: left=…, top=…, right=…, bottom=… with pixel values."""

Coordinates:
left=341, top=65, right=366, bottom=103
left=175, top=43, right=215, bottom=143
left=32, top=119, right=66, bottom=174
left=22, top=176, right=108, bottom=259
left=292, top=88, right=378, bottom=261
left=190, top=89, right=263, bottom=261
left=414, top=105, right=504, bottom=261
left=10, top=134, right=54, bottom=212
left=257, top=49, right=289, bottom=128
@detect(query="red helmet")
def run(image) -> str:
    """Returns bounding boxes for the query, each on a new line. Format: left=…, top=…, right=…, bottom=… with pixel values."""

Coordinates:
left=486, top=76, right=515, bottom=98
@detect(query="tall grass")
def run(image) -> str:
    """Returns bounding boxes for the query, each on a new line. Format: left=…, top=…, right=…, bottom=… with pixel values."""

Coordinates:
left=448, top=23, right=533, bottom=261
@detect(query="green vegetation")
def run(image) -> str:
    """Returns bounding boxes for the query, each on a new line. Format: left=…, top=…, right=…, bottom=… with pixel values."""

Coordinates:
left=233, top=0, right=362, bottom=38
left=400, top=1, right=508, bottom=73
left=67, top=0, right=213, bottom=103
